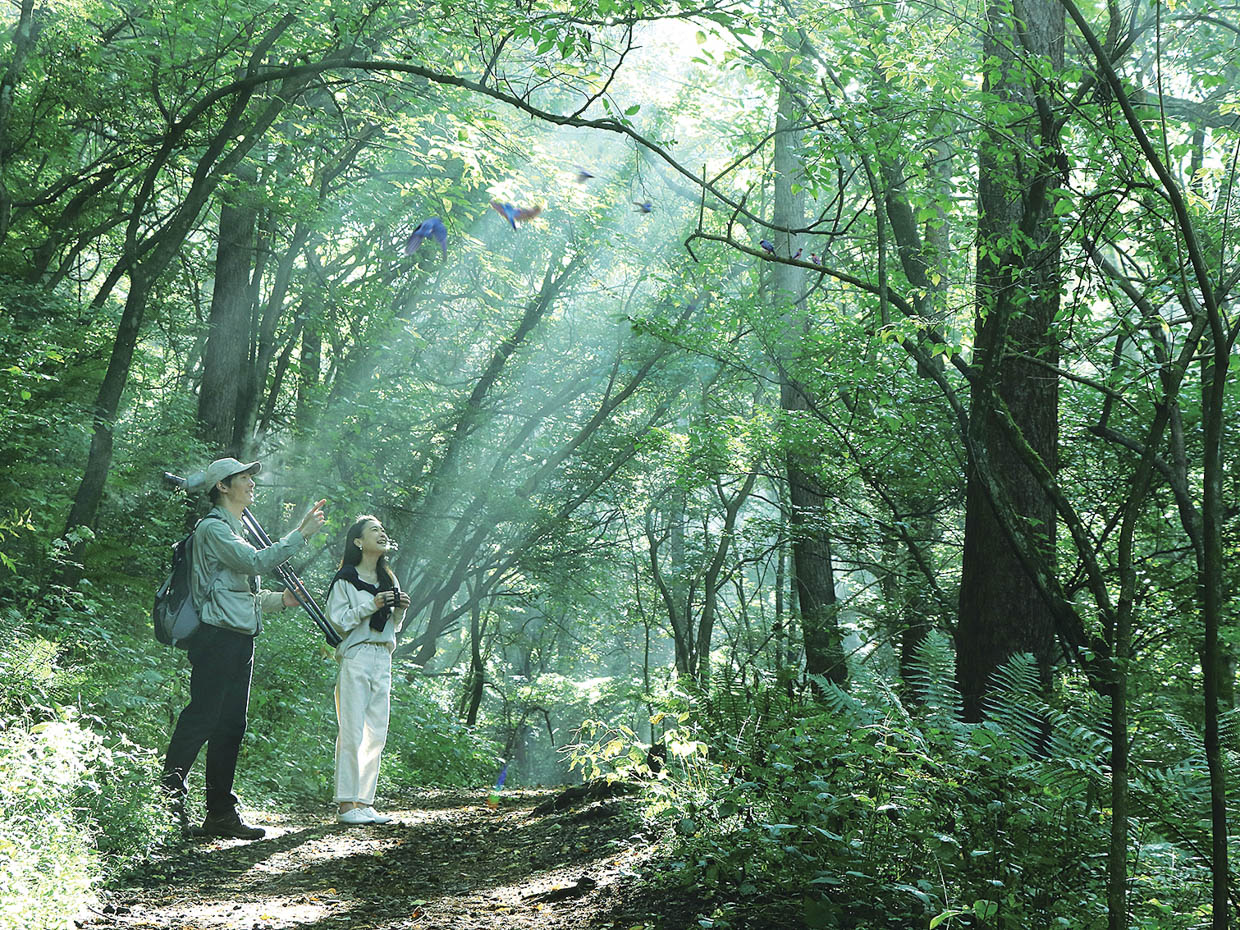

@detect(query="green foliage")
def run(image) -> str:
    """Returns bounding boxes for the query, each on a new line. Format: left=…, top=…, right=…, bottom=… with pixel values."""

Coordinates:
left=0, top=614, right=175, bottom=913
left=0, top=714, right=99, bottom=930
left=903, top=629, right=966, bottom=739
left=625, top=650, right=1208, bottom=930
left=73, top=726, right=171, bottom=870
left=387, top=679, right=498, bottom=787
left=0, top=709, right=172, bottom=926
left=0, top=626, right=173, bottom=925
left=1, top=0, right=1238, bottom=921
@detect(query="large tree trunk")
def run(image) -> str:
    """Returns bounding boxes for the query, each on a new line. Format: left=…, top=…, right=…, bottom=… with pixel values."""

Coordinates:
left=230, top=208, right=275, bottom=457
left=956, top=0, right=1063, bottom=721
left=198, top=166, right=259, bottom=456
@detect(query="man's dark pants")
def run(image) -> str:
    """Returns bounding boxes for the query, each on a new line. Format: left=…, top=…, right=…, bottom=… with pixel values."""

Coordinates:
left=161, top=623, right=255, bottom=815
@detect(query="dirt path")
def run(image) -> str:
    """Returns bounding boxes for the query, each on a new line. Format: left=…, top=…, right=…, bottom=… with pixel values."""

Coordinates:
left=76, top=789, right=684, bottom=930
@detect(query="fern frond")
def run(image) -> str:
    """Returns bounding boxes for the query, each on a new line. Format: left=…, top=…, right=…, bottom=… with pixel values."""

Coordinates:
left=807, top=673, right=875, bottom=725
left=983, top=652, right=1045, bottom=758
left=1221, top=706, right=1240, bottom=752
left=905, top=629, right=964, bottom=727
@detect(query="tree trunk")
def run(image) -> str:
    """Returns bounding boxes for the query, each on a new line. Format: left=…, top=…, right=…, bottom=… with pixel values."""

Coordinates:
left=61, top=267, right=153, bottom=545
left=772, top=62, right=846, bottom=687
left=0, top=0, right=37, bottom=248
left=297, top=313, right=323, bottom=433
left=229, top=211, right=273, bottom=458
left=697, top=472, right=758, bottom=686
left=879, top=516, right=934, bottom=692
left=648, top=493, right=694, bottom=678
left=956, top=0, right=1063, bottom=721
left=1202, top=342, right=1230, bottom=929
left=785, top=455, right=846, bottom=684
left=774, top=503, right=786, bottom=676
left=465, top=594, right=485, bottom=727
left=199, top=166, right=259, bottom=456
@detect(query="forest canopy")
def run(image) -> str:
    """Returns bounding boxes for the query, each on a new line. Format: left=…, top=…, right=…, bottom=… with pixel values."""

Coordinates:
left=2, top=0, right=1240, bottom=927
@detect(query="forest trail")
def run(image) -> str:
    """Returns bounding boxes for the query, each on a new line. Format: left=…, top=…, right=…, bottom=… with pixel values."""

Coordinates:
left=76, top=789, right=678, bottom=930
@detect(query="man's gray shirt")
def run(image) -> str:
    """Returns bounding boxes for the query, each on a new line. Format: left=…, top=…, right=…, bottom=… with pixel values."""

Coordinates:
left=190, top=506, right=305, bottom=636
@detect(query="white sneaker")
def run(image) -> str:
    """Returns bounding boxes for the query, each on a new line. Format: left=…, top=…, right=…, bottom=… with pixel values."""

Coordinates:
left=337, top=807, right=371, bottom=825
left=362, top=807, right=395, bottom=824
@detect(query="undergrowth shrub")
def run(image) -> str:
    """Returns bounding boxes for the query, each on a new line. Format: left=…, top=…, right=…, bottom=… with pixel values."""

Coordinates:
left=386, top=677, right=498, bottom=787
left=0, top=612, right=175, bottom=928
left=569, top=632, right=1214, bottom=929
left=0, top=714, right=98, bottom=930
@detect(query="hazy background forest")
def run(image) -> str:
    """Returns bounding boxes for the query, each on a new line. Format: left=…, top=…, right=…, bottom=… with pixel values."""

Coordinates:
left=2, top=0, right=1239, bottom=926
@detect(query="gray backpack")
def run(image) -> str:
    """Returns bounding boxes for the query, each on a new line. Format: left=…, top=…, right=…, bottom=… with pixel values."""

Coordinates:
left=152, top=514, right=221, bottom=648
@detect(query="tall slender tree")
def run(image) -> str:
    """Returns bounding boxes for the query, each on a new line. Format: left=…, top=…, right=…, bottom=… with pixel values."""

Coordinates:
left=771, top=59, right=847, bottom=686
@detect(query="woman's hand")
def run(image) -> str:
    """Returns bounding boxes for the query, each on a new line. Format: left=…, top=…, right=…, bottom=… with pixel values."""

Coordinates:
left=372, top=592, right=388, bottom=609
left=395, top=592, right=411, bottom=610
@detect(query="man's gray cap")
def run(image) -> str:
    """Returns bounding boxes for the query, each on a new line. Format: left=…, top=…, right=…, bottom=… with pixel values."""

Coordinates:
left=184, top=458, right=261, bottom=493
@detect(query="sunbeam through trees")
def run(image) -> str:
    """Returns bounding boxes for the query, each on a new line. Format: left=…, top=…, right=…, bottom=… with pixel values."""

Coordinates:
left=2, top=0, right=1240, bottom=927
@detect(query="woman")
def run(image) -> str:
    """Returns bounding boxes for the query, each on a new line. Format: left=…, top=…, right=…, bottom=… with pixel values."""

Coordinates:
left=326, top=515, right=410, bottom=825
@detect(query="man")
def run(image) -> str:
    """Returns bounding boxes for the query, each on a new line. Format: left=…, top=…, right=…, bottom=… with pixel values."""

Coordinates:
left=161, top=457, right=327, bottom=840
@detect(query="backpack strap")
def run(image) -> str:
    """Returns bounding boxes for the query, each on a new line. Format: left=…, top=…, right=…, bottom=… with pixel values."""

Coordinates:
left=190, top=511, right=229, bottom=600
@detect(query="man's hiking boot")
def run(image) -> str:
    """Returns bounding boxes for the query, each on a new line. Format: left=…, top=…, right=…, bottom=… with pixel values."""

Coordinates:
left=200, top=810, right=265, bottom=840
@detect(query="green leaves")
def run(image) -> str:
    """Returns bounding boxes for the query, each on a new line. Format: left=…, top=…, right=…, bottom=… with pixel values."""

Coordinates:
left=930, top=899, right=998, bottom=928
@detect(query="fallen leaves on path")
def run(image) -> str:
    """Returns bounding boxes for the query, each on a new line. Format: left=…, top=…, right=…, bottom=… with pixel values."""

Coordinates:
left=75, top=789, right=686, bottom=930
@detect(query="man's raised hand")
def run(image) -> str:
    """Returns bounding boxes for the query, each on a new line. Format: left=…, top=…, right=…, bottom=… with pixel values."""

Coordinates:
left=299, top=499, right=327, bottom=538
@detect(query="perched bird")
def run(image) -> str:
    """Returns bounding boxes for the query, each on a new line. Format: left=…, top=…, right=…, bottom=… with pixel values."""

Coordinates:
left=633, top=200, right=653, bottom=213
left=760, top=239, right=776, bottom=255
left=809, top=253, right=821, bottom=265
left=792, top=248, right=803, bottom=260
left=574, top=167, right=595, bottom=183
left=404, top=216, right=447, bottom=259
left=490, top=200, right=543, bottom=229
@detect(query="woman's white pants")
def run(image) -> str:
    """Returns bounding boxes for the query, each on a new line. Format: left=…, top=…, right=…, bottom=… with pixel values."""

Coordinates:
left=334, top=643, right=392, bottom=805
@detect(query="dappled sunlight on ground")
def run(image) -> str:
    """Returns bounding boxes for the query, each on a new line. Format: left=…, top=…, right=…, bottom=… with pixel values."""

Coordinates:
left=77, top=789, right=680, bottom=930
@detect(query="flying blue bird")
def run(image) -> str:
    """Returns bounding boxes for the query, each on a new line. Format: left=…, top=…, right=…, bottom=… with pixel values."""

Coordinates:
left=490, top=200, right=543, bottom=229
left=404, top=216, right=447, bottom=259
left=633, top=200, right=653, bottom=213
left=760, top=239, right=776, bottom=255
left=574, top=167, right=595, bottom=183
